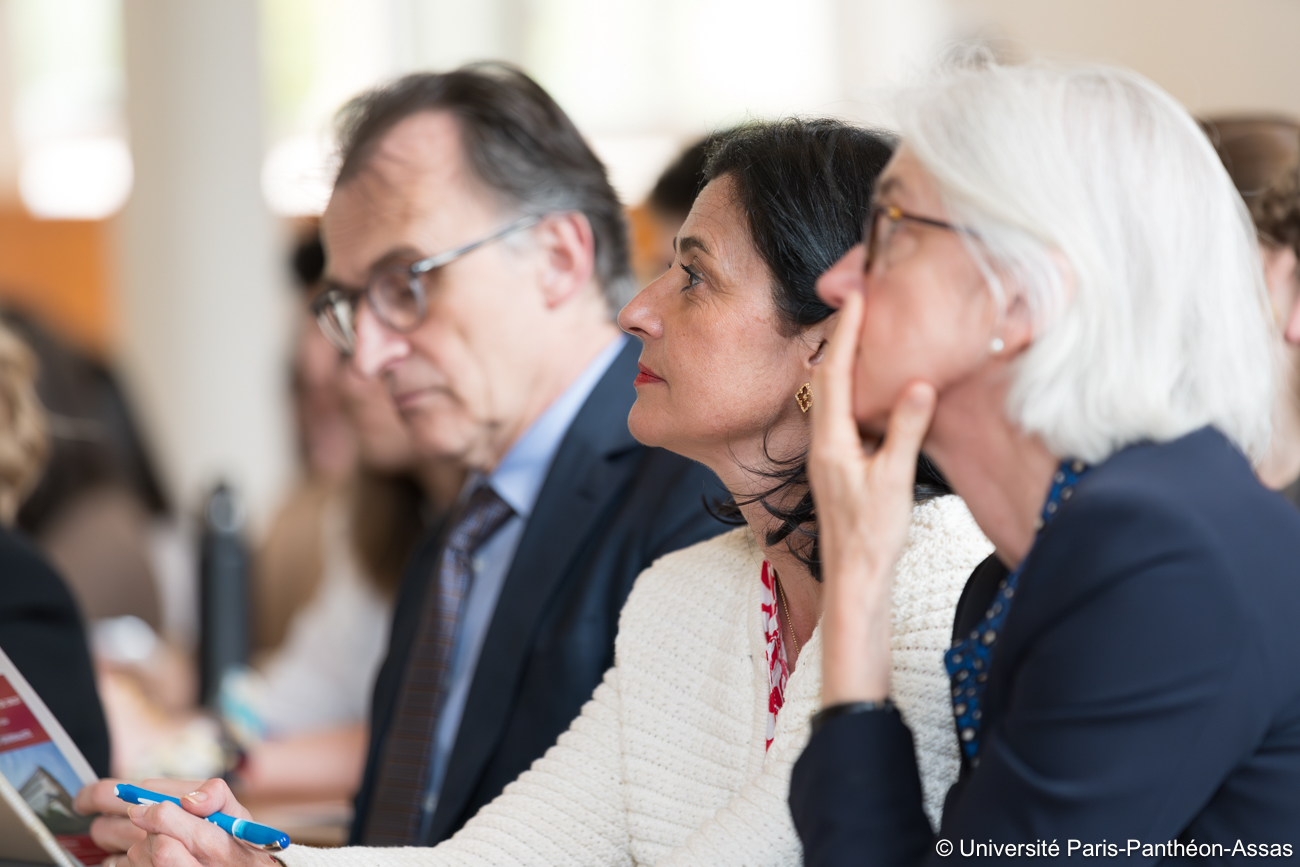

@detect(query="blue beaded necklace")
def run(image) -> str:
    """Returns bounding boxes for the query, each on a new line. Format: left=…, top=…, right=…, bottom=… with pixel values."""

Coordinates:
left=943, top=458, right=1090, bottom=766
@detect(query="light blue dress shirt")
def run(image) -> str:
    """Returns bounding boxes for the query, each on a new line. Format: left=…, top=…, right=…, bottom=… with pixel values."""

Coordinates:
left=419, top=334, right=628, bottom=833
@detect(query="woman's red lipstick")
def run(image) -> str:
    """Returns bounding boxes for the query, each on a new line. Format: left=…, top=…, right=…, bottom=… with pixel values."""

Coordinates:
left=634, top=363, right=665, bottom=387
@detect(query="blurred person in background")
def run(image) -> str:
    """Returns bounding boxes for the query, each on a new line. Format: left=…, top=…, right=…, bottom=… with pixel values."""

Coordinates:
left=0, top=316, right=111, bottom=775
left=629, top=134, right=709, bottom=287
left=251, top=234, right=360, bottom=656
left=220, top=229, right=465, bottom=798
left=1, top=308, right=178, bottom=665
left=4, top=309, right=171, bottom=633
left=0, top=307, right=199, bottom=735
left=1203, top=116, right=1300, bottom=505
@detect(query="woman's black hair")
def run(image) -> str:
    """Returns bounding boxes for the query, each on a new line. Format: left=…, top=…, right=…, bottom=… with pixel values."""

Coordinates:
left=702, top=119, right=951, bottom=580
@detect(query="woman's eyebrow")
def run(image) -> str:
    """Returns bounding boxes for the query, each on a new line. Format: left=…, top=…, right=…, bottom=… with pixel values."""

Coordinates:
left=875, top=176, right=903, bottom=199
left=675, top=235, right=711, bottom=257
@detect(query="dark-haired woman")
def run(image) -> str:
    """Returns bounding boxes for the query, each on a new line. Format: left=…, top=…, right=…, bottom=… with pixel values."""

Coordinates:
left=92, top=119, right=989, bottom=867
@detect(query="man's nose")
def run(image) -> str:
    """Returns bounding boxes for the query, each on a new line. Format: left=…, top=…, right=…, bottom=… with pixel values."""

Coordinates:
left=351, top=304, right=409, bottom=378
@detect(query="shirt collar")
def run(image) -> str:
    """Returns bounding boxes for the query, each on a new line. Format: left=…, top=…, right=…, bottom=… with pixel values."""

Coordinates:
left=483, top=334, right=628, bottom=519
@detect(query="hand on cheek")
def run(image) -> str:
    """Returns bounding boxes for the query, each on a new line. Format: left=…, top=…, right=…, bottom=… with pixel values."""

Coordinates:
left=809, top=290, right=937, bottom=705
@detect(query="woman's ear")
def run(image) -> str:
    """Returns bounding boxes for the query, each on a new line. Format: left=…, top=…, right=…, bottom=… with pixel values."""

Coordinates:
left=996, top=251, right=1071, bottom=355
left=804, top=311, right=839, bottom=370
left=1000, top=292, right=1034, bottom=354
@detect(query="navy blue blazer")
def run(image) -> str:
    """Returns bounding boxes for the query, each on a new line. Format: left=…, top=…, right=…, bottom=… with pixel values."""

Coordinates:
left=791, top=427, right=1300, bottom=864
left=351, top=339, right=729, bottom=845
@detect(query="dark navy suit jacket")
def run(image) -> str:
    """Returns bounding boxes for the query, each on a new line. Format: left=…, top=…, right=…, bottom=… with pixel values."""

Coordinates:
left=351, top=339, right=728, bottom=845
left=791, top=427, right=1300, bottom=864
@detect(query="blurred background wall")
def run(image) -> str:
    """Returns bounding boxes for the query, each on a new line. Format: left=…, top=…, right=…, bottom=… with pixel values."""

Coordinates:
left=0, top=0, right=1295, bottom=640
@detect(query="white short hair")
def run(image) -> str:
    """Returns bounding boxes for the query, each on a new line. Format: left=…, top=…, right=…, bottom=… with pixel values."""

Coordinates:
left=895, top=58, right=1274, bottom=464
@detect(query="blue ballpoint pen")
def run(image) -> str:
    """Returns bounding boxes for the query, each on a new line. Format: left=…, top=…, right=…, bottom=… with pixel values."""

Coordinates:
left=115, top=783, right=292, bottom=851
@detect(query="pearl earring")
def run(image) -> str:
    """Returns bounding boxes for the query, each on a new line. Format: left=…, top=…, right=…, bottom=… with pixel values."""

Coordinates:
left=990, top=337, right=1005, bottom=353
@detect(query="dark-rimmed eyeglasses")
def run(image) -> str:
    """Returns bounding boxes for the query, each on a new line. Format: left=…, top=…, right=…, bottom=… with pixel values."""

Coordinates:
left=311, top=214, right=541, bottom=355
left=863, top=204, right=969, bottom=274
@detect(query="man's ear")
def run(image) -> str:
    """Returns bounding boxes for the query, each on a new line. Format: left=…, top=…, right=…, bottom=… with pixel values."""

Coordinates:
left=534, top=212, right=597, bottom=309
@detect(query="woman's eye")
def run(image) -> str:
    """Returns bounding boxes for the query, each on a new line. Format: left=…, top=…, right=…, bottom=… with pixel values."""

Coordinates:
left=679, top=263, right=702, bottom=292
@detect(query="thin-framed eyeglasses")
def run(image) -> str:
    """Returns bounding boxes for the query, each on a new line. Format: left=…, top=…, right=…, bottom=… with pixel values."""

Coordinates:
left=311, top=213, right=541, bottom=355
left=863, top=203, right=970, bottom=274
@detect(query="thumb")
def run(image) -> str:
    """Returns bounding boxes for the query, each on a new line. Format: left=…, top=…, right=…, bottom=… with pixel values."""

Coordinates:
left=167, top=778, right=251, bottom=821
left=878, top=382, right=936, bottom=481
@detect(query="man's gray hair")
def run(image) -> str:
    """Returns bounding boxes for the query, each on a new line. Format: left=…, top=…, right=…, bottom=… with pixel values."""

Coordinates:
left=333, top=63, right=635, bottom=313
left=896, top=57, right=1274, bottom=463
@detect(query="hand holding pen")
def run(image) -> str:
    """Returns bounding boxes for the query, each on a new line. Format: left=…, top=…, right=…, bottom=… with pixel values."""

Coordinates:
left=116, top=784, right=290, bottom=851
left=75, top=778, right=285, bottom=867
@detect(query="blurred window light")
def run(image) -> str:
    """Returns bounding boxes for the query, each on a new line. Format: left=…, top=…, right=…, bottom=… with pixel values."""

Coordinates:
left=525, top=0, right=841, bottom=136
left=260, top=0, right=405, bottom=215
left=256, top=0, right=954, bottom=215
left=5, top=0, right=128, bottom=218
left=18, top=135, right=132, bottom=219
left=589, top=134, right=684, bottom=207
left=261, top=134, right=335, bottom=217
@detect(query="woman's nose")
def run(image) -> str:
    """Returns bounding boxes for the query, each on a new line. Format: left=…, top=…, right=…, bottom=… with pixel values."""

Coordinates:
left=617, top=275, right=667, bottom=340
left=817, top=243, right=868, bottom=309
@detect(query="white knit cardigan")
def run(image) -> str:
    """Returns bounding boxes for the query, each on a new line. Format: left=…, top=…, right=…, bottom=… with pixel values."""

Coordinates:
left=282, top=495, right=992, bottom=867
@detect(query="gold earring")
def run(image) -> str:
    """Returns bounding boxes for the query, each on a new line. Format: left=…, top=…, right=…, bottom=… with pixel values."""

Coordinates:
left=796, top=383, right=813, bottom=413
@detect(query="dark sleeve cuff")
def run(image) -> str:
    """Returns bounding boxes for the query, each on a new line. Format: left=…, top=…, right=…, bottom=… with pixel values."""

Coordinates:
left=790, top=705, right=934, bottom=867
left=810, top=699, right=895, bottom=735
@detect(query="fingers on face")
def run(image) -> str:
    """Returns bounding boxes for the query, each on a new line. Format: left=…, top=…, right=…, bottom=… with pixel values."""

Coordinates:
left=880, top=382, right=937, bottom=482
left=812, top=291, right=865, bottom=448
left=826, top=291, right=864, bottom=377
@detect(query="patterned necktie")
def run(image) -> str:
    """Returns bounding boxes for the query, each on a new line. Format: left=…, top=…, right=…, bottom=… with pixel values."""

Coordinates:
left=945, top=459, right=1089, bottom=767
left=363, top=483, right=514, bottom=845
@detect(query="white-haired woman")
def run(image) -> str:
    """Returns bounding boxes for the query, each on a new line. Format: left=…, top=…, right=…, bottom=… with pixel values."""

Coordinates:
left=791, top=60, right=1300, bottom=863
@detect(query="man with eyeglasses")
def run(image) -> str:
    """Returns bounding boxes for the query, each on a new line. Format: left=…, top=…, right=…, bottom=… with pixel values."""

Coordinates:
left=311, top=64, right=729, bottom=847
